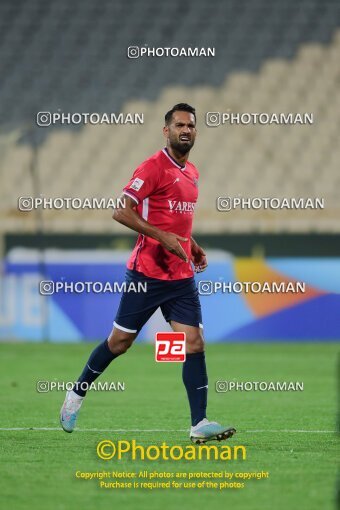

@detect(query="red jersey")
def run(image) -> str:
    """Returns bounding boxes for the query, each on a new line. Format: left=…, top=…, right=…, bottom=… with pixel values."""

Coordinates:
left=122, top=148, right=199, bottom=280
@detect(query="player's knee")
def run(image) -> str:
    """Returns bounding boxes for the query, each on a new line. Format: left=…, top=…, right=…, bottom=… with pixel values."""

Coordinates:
left=120, top=340, right=133, bottom=354
left=108, top=337, right=133, bottom=355
left=107, top=331, right=135, bottom=355
left=186, top=331, right=204, bottom=354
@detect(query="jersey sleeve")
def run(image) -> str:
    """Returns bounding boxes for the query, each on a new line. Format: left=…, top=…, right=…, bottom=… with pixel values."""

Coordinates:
left=122, top=161, right=160, bottom=205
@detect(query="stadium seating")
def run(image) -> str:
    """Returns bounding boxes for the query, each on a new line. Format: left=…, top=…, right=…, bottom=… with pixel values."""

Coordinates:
left=0, top=0, right=339, bottom=233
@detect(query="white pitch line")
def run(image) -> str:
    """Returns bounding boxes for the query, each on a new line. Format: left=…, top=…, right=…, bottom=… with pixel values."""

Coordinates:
left=0, top=427, right=335, bottom=433
left=246, top=429, right=335, bottom=434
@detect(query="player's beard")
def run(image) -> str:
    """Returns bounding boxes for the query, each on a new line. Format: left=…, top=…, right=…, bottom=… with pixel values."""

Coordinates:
left=170, top=137, right=195, bottom=156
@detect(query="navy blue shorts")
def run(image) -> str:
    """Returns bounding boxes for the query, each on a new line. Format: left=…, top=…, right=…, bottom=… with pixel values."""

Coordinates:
left=113, top=269, right=203, bottom=333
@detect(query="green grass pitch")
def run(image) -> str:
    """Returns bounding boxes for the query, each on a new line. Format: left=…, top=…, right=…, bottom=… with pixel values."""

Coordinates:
left=0, top=342, right=338, bottom=510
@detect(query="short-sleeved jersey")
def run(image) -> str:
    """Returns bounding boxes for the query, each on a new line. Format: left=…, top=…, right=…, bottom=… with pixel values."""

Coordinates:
left=122, top=148, right=199, bottom=280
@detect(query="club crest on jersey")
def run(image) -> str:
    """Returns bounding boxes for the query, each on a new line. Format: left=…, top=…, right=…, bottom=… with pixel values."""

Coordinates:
left=193, top=177, right=198, bottom=187
left=130, top=177, right=144, bottom=191
left=168, top=200, right=196, bottom=214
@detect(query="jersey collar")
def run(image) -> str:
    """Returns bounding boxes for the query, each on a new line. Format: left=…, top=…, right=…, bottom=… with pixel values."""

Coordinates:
left=162, top=148, right=186, bottom=171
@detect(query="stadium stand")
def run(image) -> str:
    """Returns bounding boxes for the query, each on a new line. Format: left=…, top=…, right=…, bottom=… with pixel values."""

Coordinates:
left=0, top=0, right=339, bottom=233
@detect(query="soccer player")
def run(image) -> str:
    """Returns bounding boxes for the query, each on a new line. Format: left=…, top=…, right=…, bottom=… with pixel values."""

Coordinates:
left=60, top=103, right=236, bottom=443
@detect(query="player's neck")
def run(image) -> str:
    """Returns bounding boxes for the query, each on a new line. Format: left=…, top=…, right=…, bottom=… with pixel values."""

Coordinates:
left=166, top=146, right=189, bottom=167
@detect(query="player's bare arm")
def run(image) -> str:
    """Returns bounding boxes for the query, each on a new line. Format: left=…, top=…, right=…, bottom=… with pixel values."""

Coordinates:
left=113, top=194, right=188, bottom=262
left=191, top=236, right=208, bottom=272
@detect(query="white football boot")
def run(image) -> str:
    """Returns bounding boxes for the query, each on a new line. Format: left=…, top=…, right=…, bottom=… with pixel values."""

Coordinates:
left=190, top=418, right=236, bottom=444
left=60, top=390, right=84, bottom=433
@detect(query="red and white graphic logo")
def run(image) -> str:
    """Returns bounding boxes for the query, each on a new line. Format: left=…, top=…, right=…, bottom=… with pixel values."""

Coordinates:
left=155, top=332, right=186, bottom=362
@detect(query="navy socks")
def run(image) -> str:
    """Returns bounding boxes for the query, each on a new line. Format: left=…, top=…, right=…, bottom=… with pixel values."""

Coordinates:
left=73, top=339, right=118, bottom=397
left=73, top=341, right=208, bottom=426
left=182, top=351, right=208, bottom=426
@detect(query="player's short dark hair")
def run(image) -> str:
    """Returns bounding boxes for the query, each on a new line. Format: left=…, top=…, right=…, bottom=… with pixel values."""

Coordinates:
left=165, top=103, right=196, bottom=125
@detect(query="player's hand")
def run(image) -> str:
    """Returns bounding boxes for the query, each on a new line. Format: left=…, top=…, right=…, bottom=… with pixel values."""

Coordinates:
left=158, top=232, right=188, bottom=262
left=191, top=240, right=208, bottom=272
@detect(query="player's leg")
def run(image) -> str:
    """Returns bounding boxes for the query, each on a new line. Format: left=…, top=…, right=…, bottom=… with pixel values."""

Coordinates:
left=59, top=327, right=136, bottom=433
left=160, top=277, right=207, bottom=424
left=170, top=320, right=236, bottom=443
left=161, top=276, right=236, bottom=443
left=60, top=269, right=157, bottom=432
left=170, top=320, right=207, bottom=425
left=74, top=326, right=137, bottom=397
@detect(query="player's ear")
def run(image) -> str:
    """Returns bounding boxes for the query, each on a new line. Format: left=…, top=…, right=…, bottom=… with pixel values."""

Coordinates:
left=163, top=125, right=169, bottom=138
